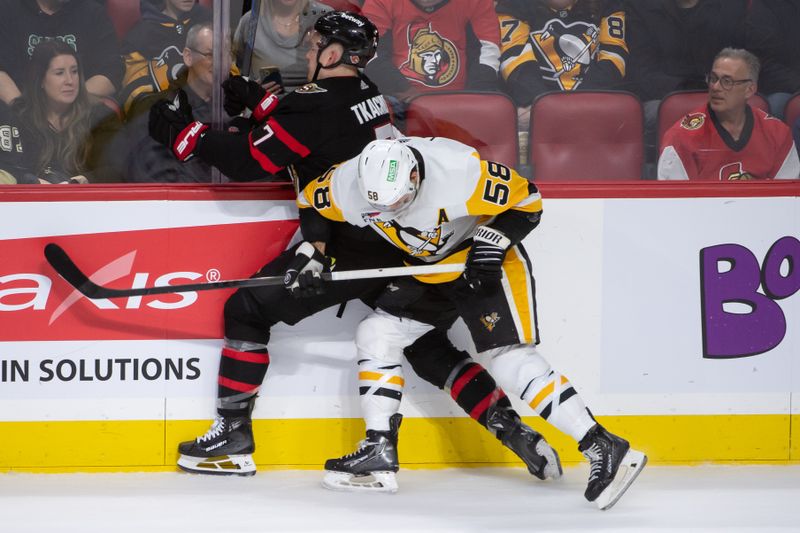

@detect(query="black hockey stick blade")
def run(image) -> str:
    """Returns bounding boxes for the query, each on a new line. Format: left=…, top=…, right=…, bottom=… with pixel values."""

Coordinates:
left=44, top=243, right=285, bottom=299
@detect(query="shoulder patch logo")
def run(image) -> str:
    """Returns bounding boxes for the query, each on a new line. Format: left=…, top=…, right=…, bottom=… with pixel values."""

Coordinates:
left=680, top=112, right=705, bottom=130
left=296, top=83, right=328, bottom=94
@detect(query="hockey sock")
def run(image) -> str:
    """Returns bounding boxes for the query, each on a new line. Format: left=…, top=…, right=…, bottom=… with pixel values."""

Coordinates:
left=358, top=358, right=404, bottom=432
left=216, top=339, right=269, bottom=417
left=445, top=358, right=513, bottom=433
left=520, top=370, right=596, bottom=442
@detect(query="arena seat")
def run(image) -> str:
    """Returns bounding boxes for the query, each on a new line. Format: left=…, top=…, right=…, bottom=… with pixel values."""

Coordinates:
left=528, top=91, right=644, bottom=181
left=107, top=0, right=214, bottom=40
left=405, top=92, right=519, bottom=168
left=657, top=90, right=770, bottom=148
left=783, top=92, right=800, bottom=130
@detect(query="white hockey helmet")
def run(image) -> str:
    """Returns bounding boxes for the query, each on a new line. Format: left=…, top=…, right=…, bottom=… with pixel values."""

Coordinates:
left=357, top=139, right=419, bottom=213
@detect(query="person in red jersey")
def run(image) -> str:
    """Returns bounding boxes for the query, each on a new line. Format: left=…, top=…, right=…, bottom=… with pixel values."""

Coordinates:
left=658, top=48, right=799, bottom=181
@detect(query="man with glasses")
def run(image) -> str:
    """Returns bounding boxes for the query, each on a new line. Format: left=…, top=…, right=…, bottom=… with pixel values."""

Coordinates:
left=658, top=47, right=799, bottom=180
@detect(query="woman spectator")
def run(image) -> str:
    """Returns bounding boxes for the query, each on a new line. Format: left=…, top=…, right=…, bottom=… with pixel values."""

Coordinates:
left=233, top=0, right=331, bottom=93
left=11, top=40, right=123, bottom=184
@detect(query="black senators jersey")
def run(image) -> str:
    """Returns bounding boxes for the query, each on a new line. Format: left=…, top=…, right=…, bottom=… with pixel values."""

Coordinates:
left=496, top=0, right=628, bottom=105
left=198, top=75, right=395, bottom=190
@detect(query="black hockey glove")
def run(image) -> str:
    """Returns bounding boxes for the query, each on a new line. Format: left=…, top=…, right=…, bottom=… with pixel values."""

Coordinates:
left=283, top=242, right=333, bottom=298
left=464, top=226, right=511, bottom=291
left=148, top=90, right=208, bottom=162
left=222, top=75, right=278, bottom=121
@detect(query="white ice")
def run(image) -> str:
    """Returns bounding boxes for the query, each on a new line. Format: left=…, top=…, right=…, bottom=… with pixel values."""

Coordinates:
left=1, top=465, right=798, bottom=533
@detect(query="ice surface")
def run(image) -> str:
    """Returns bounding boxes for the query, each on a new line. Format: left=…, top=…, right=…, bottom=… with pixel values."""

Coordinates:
left=1, top=465, right=798, bottom=532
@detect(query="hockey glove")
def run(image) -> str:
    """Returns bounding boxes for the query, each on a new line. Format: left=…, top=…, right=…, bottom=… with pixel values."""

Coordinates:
left=148, top=90, right=208, bottom=161
left=222, top=75, right=278, bottom=121
left=283, top=242, right=333, bottom=298
left=464, top=226, right=511, bottom=291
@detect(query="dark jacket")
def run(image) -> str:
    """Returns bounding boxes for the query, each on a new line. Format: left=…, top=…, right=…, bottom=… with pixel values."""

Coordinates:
left=0, top=0, right=123, bottom=89
left=626, top=0, right=747, bottom=102
left=119, top=0, right=211, bottom=114
left=745, top=0, right=800, bottom=94
left=0, top=99, right=124, bottom=184
left=124, top=70, right=214, bottom=183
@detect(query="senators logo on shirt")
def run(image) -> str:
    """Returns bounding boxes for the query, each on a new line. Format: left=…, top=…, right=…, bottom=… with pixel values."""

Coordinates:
left=680, top=112, right=706, bottom=130
left=399, top=23, right=459, bottom=88
left=719, top=162, right=753, bottom=181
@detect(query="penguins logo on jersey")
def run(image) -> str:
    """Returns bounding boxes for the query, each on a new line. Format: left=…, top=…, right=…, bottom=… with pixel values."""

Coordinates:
left=480, top=312, right=501, bottom=332
left=373, top=219, right=453, bottom=257
left=531, top=18, right=599, bottom=90
left=399, top=23, right=459, bottom=88
left=680, top=112, right=705, bottom=130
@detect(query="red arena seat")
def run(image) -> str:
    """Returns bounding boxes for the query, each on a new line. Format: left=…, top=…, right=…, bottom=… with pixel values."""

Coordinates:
left=657, top=90, right=770, bottom=148
left=528, top=91, right=644, bottom=181
left=783, top=92, right=800, bottom=129
left=405, top=92, right=519, bottom=168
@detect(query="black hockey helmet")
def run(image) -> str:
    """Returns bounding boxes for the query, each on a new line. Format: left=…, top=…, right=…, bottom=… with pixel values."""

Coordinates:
left=313, top=11, right=379, bottom=68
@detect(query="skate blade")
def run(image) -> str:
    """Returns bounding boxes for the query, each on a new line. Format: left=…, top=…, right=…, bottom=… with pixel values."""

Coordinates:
left=595, top=449, right=647, bottom=511
left=177, top=453, right=256, bottom=476
left=536, top=439, right=563, bottom=480
left=321, top=470, right=398, bottom=493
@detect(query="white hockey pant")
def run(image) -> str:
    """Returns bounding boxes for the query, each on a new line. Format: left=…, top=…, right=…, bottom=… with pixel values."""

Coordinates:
left=355, top=309, right=434, bottom=431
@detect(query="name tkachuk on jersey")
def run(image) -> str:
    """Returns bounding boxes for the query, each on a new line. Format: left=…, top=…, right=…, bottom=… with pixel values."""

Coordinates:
left=299, top=137, right=542, bottom=280
left=497, top=0, right=627, bottom=91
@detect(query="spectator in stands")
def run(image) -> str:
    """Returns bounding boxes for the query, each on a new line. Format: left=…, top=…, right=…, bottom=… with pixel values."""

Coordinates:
left=0, top=0, right=124, bottom=105
left=233, top=0, right=331, bottom=93
left=626, top=0, right=748, bottom=175
left=124, top=23, right=216, bottom=183
left=361, top=0, right=500, bottom=120
left=745, top=0, right=800, bottom=119
left=658, top=48, right=799, bottom=180
left=496, top=0, right=628, bottom=129
left=119, top=0, right=211, bottom=116
left=3, top=40, right=123, bottom=184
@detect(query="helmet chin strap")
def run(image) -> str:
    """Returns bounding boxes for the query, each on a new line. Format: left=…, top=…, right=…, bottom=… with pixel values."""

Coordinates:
left=312, top=44, right=345, bottom=82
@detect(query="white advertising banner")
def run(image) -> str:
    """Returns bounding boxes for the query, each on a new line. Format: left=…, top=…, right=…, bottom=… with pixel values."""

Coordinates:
left=1, top=190, right=797, bottom=422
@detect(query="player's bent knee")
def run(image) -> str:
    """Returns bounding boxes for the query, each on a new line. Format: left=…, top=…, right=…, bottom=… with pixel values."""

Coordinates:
left=356, top=312, right=424, bottom=364
left=404, top=329, right=469, bottom=389
left=490, top=345, right=550, bottom=396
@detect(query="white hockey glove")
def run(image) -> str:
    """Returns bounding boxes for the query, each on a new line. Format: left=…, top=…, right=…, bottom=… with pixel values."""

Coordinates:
left=283, top=242, right=332, bottom=298
left=464, top=226, right=511, bottom=291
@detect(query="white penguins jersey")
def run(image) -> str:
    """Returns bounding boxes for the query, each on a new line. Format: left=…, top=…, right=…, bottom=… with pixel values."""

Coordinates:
left=299, top=137, right=542, bottom=283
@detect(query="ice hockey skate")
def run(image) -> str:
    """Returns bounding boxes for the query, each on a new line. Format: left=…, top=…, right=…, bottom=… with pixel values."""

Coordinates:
left=322, top=413, right=402, bottom=493
left=177, top=415, right=256, bottom=476
left=579, top=424, right=647, bottom=510
left=488, top=407, right=562, bottom=480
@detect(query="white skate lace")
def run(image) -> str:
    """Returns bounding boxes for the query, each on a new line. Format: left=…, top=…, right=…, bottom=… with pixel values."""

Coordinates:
left=197, top=417, right=226, bottom=443
left=341, top=438, right=372, bottom=459
left=583, top=443, right=603, bottom=483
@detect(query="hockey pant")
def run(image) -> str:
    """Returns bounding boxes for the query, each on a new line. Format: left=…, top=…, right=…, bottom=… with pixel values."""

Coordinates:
left=357, top=245, right=596, bottom=441
left=217, top=242, right=513, bottom=425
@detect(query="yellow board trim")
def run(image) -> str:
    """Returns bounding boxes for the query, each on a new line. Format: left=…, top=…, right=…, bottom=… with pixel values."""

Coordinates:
left=1, top=415, right=797, bottom=472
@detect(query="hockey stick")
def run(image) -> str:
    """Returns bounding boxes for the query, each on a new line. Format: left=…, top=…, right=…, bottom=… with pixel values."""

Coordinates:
left=44, top=243, right=464, bottom=300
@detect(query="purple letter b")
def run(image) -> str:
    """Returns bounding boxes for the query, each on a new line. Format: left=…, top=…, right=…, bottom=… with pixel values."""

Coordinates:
left=700, top=244, right=786, bottom=358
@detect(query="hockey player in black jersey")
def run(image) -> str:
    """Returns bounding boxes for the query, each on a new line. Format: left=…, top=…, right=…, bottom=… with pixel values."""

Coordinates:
left=150, top=12, right=561, bottom=482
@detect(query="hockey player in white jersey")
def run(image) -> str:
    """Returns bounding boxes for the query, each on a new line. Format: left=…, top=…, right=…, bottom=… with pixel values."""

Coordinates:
left=296, top=137, right=647, bottom=510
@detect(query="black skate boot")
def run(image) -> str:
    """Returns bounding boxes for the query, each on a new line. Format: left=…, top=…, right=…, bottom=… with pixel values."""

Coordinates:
left=488, top=407, right=562, bottom=480
left=322, top=413, right=402, bottom=493
left=578, top=424, right=647, bottom=510
left=177, top=415, right=256, bottom=476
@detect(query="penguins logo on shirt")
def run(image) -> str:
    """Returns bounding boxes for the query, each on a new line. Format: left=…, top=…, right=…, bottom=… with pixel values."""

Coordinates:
left=370, top=209, right=454, bottom=257
left=530, top=18, right=599, bottom=90
left=399, top=23, right=459, bottom=88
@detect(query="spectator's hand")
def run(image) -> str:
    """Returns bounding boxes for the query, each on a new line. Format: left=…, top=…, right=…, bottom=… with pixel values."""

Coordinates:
left=69, top=175, right=89, bottom=184
left=149, top=90, right=207, bottom=162
left=222, top=76, right=270, bottom=117
left=262, top=81, right=283, bottom=96
left=283, top=242, right=333, bottom=298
